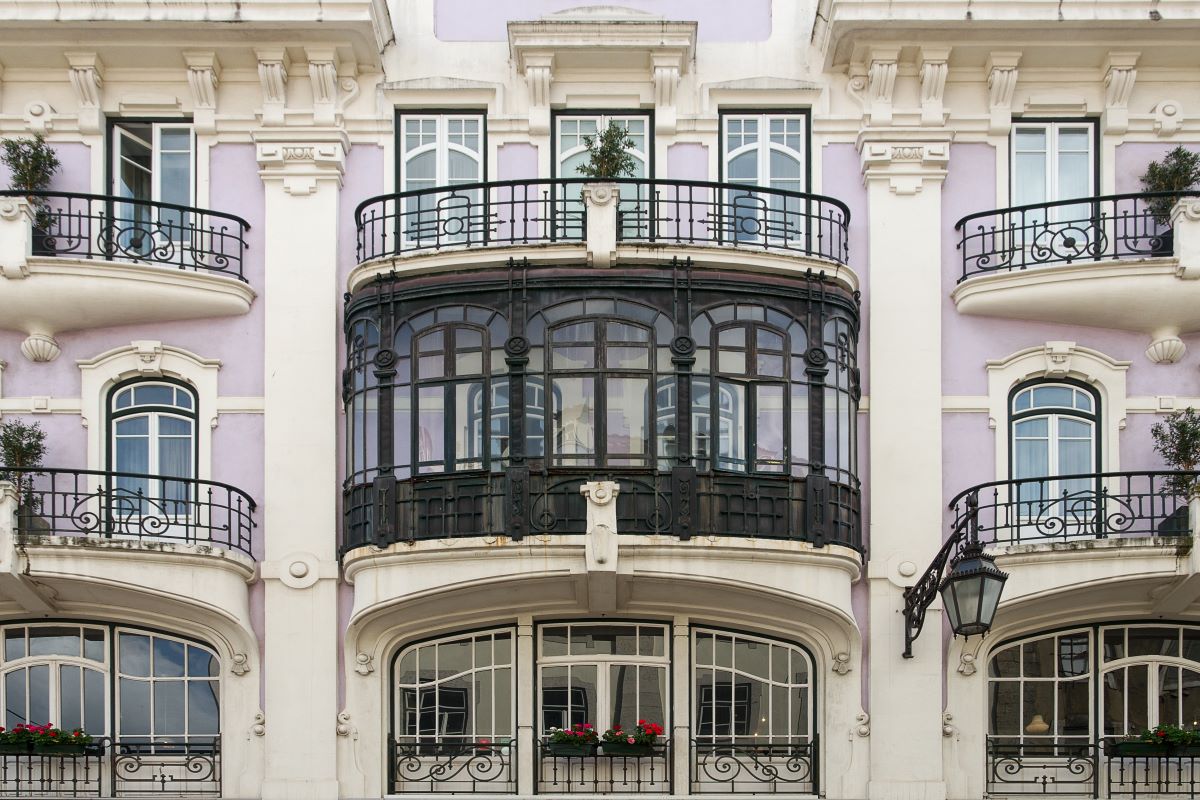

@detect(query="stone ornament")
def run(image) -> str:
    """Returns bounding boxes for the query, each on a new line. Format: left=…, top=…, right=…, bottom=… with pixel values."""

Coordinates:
left=20, top=333, right=61, bottom=364
left=957, top=651, right=977, bottom=677
left=354, top=652, right=375, bottom=676
left=855, top=712, right=871, bottom=737
left=336, top=711, right=356, bottom=737
left=251, top=712, right=265, bottom=736
left=832, top=651, right=852, bottom=675
left=231, top=653, right=251, bottom=676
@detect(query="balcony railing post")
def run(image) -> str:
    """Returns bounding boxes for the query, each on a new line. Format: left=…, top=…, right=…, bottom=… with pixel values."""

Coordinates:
left=0, top=195, right=34, bottom=277
left=581, top=183, right=620, bottom=268
left=1172, top=196, right=1200, bottom=273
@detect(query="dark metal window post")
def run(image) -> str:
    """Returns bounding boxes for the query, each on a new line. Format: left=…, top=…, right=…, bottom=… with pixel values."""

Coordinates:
left=901, top=492, right=1009, bottom=658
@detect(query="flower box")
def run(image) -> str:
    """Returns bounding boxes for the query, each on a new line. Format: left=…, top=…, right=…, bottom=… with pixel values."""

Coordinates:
left=0, top=743, right=30, bottom=755
left=602, top=741, right=655, bottom=756
left=35, top=743, right=87, bottom=756
left=1173, top=745, right=1200, bottom=757
left=1109, top=741, right=1172, bottom=757
left=546, top=742, right=597, bottom=758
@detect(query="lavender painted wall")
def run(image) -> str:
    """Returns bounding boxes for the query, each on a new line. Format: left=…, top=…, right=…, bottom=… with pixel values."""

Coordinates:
left=666, top=143, right=708, bottom=181
left=497, top=143, right=538, bottom=180
left=1114, top=142, right=1200, bottom=194
left=0, top=141, right=91, bottom=194
left=434, top=0, right=772, bottom=41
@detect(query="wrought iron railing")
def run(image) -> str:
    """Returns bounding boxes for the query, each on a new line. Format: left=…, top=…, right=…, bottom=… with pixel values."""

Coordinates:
left=691, top=737, right=818, bottom=794
left=949, top=470, right=1196, bottom=547
left=537, top=740, right=671, bottom=794
left=1, top=190, right=250, bottom=280
left=986, top=737, right=1200, bottom=798
left=956, top=191, right=1200, bottom=281
left=354, top=179, right=851, bottom=266
left=2, top=467, right=257, bottom=559
left=390, top=738, right=515, bottom=794
left=0, top=736, right=220, bottom=797
left=341, top=470, right=861, bottom=555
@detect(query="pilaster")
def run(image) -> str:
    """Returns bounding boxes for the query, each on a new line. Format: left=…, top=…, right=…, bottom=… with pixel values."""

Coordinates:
left=255, top=129, right=347, bottom=800
left=859, top=131, right=950, bottom=800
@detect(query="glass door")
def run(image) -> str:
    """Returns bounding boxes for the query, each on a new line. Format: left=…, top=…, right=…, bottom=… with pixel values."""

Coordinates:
left=111, top=122, right=194, bottom=260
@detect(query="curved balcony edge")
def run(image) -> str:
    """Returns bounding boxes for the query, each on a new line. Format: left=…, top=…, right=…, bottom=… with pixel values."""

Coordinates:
left=0, top=467, right=258, bottom=560
left=948, top=470, right=1198, bottom=548
left=354, top=177, right=852, bottom=269
left=955, top=190, right=1200, bottom=281
left=0, top=190, right=252, bottom=281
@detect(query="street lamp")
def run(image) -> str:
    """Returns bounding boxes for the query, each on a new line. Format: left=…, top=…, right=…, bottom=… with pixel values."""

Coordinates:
left=902, top=492, right=1008, bottom=657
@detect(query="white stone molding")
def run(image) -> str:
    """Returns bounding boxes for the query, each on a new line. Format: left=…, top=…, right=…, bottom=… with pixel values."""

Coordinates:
left=261, top=551, right=329, bottom=590
left=855, top=712, right=871, bottom=737
left=251, top=712, right=266, bottom=737
left=64, top=51, right=103, bottom=134
left=581, top=183, right=619, bottom=267
left=1173, top=197, right=1200, bottom=273
left=942, top=713, right=957, bottom=737
left=1153, top=99, right=1184, bottom=137
left=255, top=48, right=290, bottom=126
left=918, top=48, right=951, bottom=127
left=832, top=651, right=852, bottom=675
left=858, top=134, right=951, bottom=195
left=986, top=52, right=1021, bottom=135
left=78, top=341, right=221, bottom=476
left=1145, top=336, right=1186, bottom=365
left=986, top=343, right=1130, bottom=478
left=306, top=47, right=339, bottom=126
left=231, top=653, right=252, bottom=676
left=866, top=48, right=899, bottom=126
left=335, top=711, right=355, bottom=737
left=1102, top=51, right=1139, bottom=134
left=254, top=130, right=349, bottom=196
left=183, top=51, right=220, bottom=134
left=957, top=651, right=978, bottom=677
left=353, top=652, right=374, bottom=676
left=0, top=196, right=33, bottom=279
left=652, top=53, right=682, bottom=134
left=23, top=101, right=55, bottom=134
left=522, top=52, right=553, bottom=135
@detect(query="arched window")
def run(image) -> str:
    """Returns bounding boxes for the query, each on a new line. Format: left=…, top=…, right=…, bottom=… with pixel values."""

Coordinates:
left=109, top=380, right=197, bottom=514
left=1009, top=380, right=1099, bottom=511
left=691, top=304, right=810, bottom=476
left=0, top=623, right=220, bottom=744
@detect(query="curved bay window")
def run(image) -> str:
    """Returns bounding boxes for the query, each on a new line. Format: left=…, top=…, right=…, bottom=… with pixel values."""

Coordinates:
left=341, top=273, right=860, bottom=552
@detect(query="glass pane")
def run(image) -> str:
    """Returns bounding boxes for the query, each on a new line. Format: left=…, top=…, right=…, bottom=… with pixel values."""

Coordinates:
left=4, top=629, right=25, bottom=661
left=1104, top=629, right=1126, bottom=662
left=553, top=377, right=595, bottom=464
left=1161, top=665, right=1182, bottom=726
left=1058, top=679, right=1090, bottom=737
left=1128, top=664, right=1149, bottom=733
left=29, top=627, right=80, bottom=658
left=990, top=644, right=1020, bottom=678
left=639, top=628, right=665, bottom=657
left=638, top=667, right=667, bottom=729
left=153, top=680, right=186, bottom=735
left=189, top=681, right=220, bottom=735
left=755, top=384, right=785, bottom=472
left=439, top=638, right=472, bottom=677
left=1023, top=681, right=1056, bottom=736
left=5, top=670, right=25, bottom=728
left=571, top=626, right=638, bottom=656
left=418, top=386, right=446, bottom=471
left=541, top=666, right=569, bottom=732
left=134, top=385, right=175, bottom=407
left=1058, top=634, right=1090, bottom=677
left=571, top=665, right=596, bottom=729
left=734, top=637, right=770, bottom=680
left=1102, top=668, right=1125, bottom=736
left=1023, top=637, right=1055, bottom=678
left=59, top=665, right=82, bottom=732
left=716, top=383, right=747, bottom=472
left=120, top=678, right=151, bottom=735
left=120, top=634, right=152, bottom=677
left=153, top=638, right=186, bottom=678
left=495, top=667, right=512, bottom=735
left=1183, top=669, right=1200, bottom=730
left=1030, top=386, right=1075, bottom=409
left=84, top=668, right=104, bottom=733
left=1129, top=627, right=1179, bottom=658
left=606, top=377, right=649, bottom=465
left=543, top=627, right=568, bottom=658
left=187, top=646, right=218, bottom=678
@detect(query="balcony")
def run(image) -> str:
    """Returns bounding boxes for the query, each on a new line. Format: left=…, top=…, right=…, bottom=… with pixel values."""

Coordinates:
left=351, top=178, right=855, bottom=291
left=986, top=737, right=1200, bottom=798
left=0, top=191, right=254, bottom=354
left=953, top=193, right=1200, bottom=360
left=0, top=736, right=220, bottom=798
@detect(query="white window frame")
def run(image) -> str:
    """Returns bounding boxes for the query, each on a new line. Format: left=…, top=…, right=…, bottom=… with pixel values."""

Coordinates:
left=398, top=114, right=485, bottom=248
left=554, top=114, right=650, bottom=180
left=398, top=114, right=485, bottom=191
left=1010, top=384, right=1097, bottom=481
left=721, top=113, right=808, bottom=246
left=111, top=123, right=196, bottom=206
left=113, top=628, right=221, bottom=744
left=536, top=622, right=670, bottom=736
left=721, top=113, right=808, bottom=192
left=0, top=624, right=111, bottom=735
left=1010, top=121, right=1095, bottom=213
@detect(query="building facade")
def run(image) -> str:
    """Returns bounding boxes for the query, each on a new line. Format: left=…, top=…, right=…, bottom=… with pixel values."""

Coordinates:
left=1, top=1, right=1199, bottom=798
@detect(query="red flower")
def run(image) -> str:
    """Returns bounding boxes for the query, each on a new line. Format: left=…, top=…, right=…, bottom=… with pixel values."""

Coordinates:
left=50, top=731, right=58, bottom=737
left=613, top=724, right=622, bottom=731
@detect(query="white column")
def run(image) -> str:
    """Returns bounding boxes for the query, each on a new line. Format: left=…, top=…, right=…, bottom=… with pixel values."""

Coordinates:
left=671, top=617, right=691, bottom=793
left=517, top=616, right=536, bottom=795
left=255, top=131, right=348, bottom=800
left=860, top=135, right=951, bottom=800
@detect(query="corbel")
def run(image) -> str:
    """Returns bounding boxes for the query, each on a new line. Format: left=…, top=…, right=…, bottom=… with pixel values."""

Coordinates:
left=64, top=52, right=104, bottom=135
left=1102, top=52, right=1139, bottom=135
left=306, top=47, right=339, bottom=126
left=986, top=52, right=1021, bottom=135
left=256, top=48, right=291, bottom=127
left=183, top=51, right=221, bottom=135
left=918, top=48, right=951, bottom=127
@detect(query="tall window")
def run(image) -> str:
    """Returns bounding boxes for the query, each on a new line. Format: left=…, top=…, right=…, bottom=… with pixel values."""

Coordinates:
left=398, top=114, right=485, bottom=245
left=691, top=305, right=811, bottom=476
left=1011, top=121, right=1097, bottom=253
left=110, top=380, right=197, bottom=515
left=0, top=623, right=220, bottom=744
left=111, top=121, right=194, bottom=255
left=692, top=629, right=813, bottom=743
left=538, top=623, right=668, bottom=735
left=722, top=113, right=807, bottom=244
left=555, top=114, right=651, bottom=237
left=393, top=629, right=514, bottom=744
left=1010, top=381, right=1098, bottom=512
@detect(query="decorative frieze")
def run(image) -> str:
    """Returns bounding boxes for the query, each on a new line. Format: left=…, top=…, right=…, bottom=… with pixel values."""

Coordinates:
left=859, top=135, right=951, bottom=195
left=1103, top=52, right=1139, bottom=134
left=256, top=48, right=290, bottom=126
left=64, top=52, right=103, bottom=134
left=986, top=51, right=1021, bottom=135
left=254, top=131, right=349, bottom=196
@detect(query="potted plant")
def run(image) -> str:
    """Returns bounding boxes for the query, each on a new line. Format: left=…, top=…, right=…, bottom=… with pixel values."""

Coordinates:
left=1, top=134, right=61, bottom=255
left=1109, top=725, right=1188, bottom=757
left=0, top=723, right=93, bottom=755
left=0, top=419, right=48, bottom=534
left=1152, top=406, right=1200, bottom=507
left=546, top=723, right=598, bottom=757
left=1140, top=146, right=1200, bottom=255
left=600, top=719, right=664, bottom=756
left=576, top=122, right=638, bottom=181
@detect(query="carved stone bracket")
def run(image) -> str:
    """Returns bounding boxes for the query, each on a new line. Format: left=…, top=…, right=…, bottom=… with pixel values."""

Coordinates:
left=854, top=712, right=871, bottom=737
left=832, top=651, right=852, bottom=675
left=354, top=652, right=374, bottom=676
left=866, top=48, right=899, bottom=126
left=64, top=52, right=104, bottom=134
left=231, top=653, right=251, bottom=676
left=957, top=651, right=977, bottom=677
left=256, top=48, right=291, bottom=126
left=306, top=48, right=339, bottom=126
left=254, top=131, right=349, bottom=196
left=1154, top=99, right=1184, bottom=137
left=918, top=48, right=950, bottom=126
left=1103, top=52, right=1139, bottom=134
left=986, top=52, right=1021, bottom=135
left=581, top=481, right=620, bottom=614
left=183, top=51, right=221, bottom=134
left=336, top=711, right=356, bottom=737
left=251, top=712, right=265, bottom=736
left=522, top=53, right=553, bottom=135
left=859, top=136, right=951, bottom=195
left=652, top=53, right=683, bottom=134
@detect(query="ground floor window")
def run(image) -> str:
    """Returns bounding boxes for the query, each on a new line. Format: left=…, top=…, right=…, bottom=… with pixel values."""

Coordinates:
left=387, top=620, right=819, bottom=795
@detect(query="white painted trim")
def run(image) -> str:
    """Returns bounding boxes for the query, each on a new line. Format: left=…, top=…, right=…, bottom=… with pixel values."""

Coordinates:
left=78, top=342, right=221, bottom=480
left=986, top=342, right=1130, bottom=480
